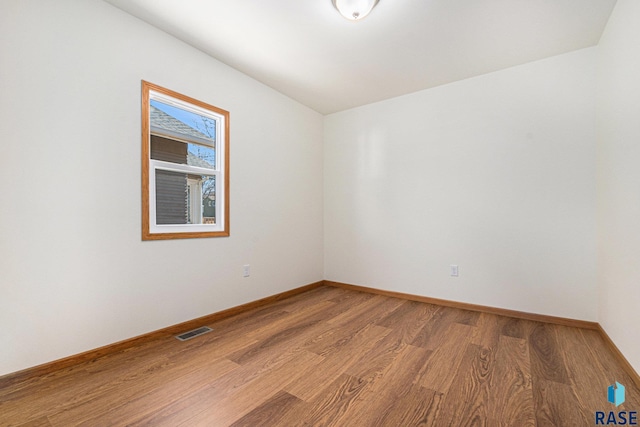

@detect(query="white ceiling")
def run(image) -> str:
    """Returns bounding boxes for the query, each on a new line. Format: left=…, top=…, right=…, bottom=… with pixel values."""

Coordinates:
left=103, top=0, right=616, bottom=114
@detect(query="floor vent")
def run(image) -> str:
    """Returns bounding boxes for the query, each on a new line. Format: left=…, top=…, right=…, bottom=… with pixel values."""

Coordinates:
left=175, top=326, right=213, bottom=341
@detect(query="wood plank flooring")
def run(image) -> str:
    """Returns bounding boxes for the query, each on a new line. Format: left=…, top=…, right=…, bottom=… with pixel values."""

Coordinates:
left=1, top=285, right=638, bottom=426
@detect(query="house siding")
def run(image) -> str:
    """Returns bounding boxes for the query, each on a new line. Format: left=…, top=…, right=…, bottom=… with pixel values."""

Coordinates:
left=151, top=135, right=188, bottom=224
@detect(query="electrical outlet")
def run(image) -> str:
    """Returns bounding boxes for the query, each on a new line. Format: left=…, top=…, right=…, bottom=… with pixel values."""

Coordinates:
left=450, top=265, right=459, bottom=277
left=242, top=264, right=250, bottom=277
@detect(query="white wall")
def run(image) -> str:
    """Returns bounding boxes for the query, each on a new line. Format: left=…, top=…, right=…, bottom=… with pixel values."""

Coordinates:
left=0, top=0, right=324, bottom=376
left=325, top=48, right=598, bottom=321
left=597, top=0, right=640, bottom=373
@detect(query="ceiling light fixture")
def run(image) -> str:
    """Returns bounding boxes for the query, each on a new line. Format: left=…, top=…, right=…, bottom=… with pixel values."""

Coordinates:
left=332, top=0, right=379, bottom=21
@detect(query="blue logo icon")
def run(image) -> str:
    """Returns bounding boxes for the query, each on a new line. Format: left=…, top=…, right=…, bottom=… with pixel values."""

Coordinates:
left=608, top=382, right=625, bottom=407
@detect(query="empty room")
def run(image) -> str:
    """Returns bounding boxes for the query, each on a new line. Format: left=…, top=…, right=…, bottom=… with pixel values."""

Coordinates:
left=1, top=0, right=639, bottom=425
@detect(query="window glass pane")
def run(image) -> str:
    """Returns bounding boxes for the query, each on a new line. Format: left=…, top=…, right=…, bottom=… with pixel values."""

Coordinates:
left=155, top=171, right=216, bottom=226
left=149, top=99, right=216, bottom=169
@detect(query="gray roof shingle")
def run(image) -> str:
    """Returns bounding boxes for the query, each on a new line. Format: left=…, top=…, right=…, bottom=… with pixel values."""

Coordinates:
left=150, top=105, right=214, bottom=146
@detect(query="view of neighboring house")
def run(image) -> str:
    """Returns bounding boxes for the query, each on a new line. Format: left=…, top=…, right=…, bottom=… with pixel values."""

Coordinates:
left=149, top=104, right=217, bottom=225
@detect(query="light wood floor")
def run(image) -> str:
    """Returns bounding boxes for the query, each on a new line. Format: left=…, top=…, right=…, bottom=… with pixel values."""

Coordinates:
left=1, top=285, right=638, bottom=426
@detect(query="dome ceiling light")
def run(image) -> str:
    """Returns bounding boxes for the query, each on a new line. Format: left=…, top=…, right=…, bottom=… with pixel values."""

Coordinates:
left=331, top=0, right=380, bottom=21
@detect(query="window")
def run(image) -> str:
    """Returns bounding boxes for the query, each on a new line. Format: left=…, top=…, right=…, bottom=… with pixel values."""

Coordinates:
left=142, top=81, right=229, bottom=240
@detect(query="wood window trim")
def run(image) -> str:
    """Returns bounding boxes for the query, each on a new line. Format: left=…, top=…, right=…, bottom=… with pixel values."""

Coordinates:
left=141, top=80, right=230, bottom=240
